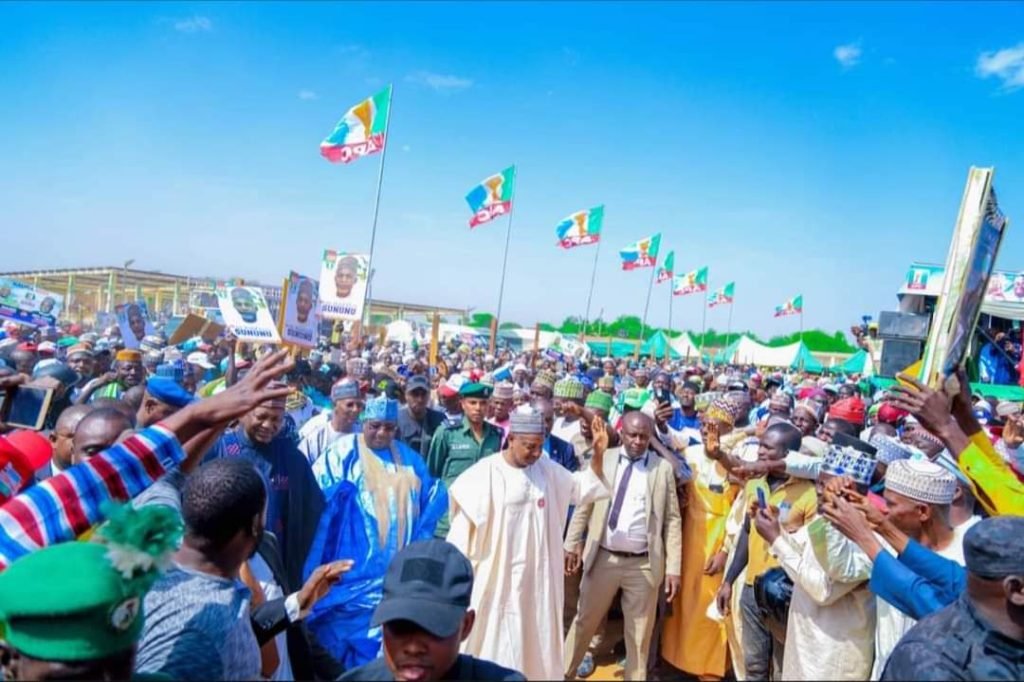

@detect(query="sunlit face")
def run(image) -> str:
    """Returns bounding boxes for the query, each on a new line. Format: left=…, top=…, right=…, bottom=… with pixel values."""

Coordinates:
left=621, top=413, right=652, bottom=458
left=489, top=396, right=511, bottom=422
left=791, top=409, right=818, bottom=437
left=364, top=419, right=397, bottom=449
left=333, top=397, right=364, bottom=432
left=67, top=352, right=95, bottom=379
left=461, top=397, right=487, bottom=425
left=117, top=360, right=145, bottom=387
left=507, top=433, right=545, bottom=468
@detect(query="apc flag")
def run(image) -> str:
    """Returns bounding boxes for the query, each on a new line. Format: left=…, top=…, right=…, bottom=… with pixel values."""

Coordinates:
left=708, top=282, right=735, bottom=308
left=556, top=205, right=604, bottom=248
left=619, top=233, right=661, bottom=270
left=466, top=166, right=516, bottom=228
left=656, top=251, right=675, bottom=284
left=673, top=266, right=708, bottom=296
left=320, top=86, right=392, bottom=164
left=774, top=295, right=803, bottom=317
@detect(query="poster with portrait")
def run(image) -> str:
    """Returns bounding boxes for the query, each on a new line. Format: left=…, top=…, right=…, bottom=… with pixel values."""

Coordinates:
left=318, top=250, right=369, bottom=321
left=919, top=167, right=1009, bottom=389
left=278, top=271, right=320, bottom=348
left=215, top=286, right=281, bottom=344
left=114, top=300, right=156, bottom=349
left=0, top=278, right=64, bottom=328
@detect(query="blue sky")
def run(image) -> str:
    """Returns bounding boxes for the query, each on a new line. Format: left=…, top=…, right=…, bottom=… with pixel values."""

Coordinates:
left=2, top=2, right=1023, bottom=337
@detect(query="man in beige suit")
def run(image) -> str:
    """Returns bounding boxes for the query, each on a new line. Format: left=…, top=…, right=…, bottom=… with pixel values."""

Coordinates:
left=563, top=411, right=684, bottom=681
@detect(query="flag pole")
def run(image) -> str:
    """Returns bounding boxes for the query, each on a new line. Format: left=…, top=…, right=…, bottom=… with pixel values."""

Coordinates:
left=494, top=172, right=516, bottom=334
left=638, top=264, right=656, bottom=359
left=582, top=238, right=602, bottom=338
left=666, top=281, right=674, bottom=363
left=726, top=298, right=734, bottom=351
left=361, top=84, right=393, bottom=329
left=700, top=291, right=708, bottom=364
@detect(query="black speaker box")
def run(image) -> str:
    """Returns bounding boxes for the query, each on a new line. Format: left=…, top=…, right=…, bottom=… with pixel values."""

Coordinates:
left=878, top=311, right=930, bottom=341
left=879, top=339, right=923, bottom=377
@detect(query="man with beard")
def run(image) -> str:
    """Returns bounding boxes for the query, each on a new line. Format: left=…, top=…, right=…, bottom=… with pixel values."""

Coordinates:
left=300, top=378, right=364, bottom=465
left=446, top=407, right=610, bottom=680
left=305, top=395, right=448, bottom=668
left=398, top=375, right=446, bottom=457
left=207, top=388, right=324, bottom=590
left=79, top=349, right=145, bottom=403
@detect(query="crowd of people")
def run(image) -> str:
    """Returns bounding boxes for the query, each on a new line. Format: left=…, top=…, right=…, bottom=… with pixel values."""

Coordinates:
left=0, top=316, right=1022, bottom=681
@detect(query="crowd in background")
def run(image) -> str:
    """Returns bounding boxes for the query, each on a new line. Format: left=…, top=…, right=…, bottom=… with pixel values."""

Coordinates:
left=0, top=315, right=1022, bottom=681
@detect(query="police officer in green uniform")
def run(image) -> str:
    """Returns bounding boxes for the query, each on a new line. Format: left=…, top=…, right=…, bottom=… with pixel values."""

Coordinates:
left=427, top=382, right=503, bottom=538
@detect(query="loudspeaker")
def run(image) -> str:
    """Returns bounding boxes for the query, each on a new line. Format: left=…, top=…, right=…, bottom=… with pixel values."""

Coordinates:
left=878, top=311, right=930, bottom=341
left=879, top=339, right=923, bottom=377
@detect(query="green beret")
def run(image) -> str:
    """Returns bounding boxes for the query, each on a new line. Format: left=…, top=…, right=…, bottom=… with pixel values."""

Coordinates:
left=585, top=390, right=614, bottom=413
left=459, top=382, right=492, bottom=399
left=0, top=504, right=181, bottom=662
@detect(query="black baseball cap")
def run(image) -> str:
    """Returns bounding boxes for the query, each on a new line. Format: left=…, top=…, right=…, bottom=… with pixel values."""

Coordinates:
left=371, top=540, right=473, bottom=638
left=406, top=375, right=430, bottom=393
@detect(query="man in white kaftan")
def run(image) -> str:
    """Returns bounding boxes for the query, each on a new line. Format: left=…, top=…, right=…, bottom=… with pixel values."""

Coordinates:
left=446, top=405, right=610, bottom=680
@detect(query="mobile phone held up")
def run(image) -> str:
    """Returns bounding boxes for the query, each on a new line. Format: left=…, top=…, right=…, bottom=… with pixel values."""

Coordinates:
left=0, top=386, right=55, bottom=431
left=756, top=487, right=768, bottom=511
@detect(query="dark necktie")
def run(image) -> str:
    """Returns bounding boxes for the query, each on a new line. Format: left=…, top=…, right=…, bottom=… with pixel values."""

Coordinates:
left=608, top=455, right=641, bottom=530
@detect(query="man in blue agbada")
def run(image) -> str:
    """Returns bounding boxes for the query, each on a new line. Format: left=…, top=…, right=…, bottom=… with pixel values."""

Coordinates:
left=304, top=395, right=449, bottom=669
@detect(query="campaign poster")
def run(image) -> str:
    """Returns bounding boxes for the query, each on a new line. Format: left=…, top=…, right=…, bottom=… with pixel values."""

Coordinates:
left=115, top=300, right=156, bottom=349
left=216, top=286, right=281, bottom=344
left=279, top=272, right=320, bottom=348
left=919, top=167, right=1009, bottom=388
left=0, top=278, right=63, bottom=328
left=318, top=250, right=369, bottom=321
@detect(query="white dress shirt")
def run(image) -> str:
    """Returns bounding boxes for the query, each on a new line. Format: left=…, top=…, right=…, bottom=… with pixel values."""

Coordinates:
left=600, top=451, right=650, bottom=554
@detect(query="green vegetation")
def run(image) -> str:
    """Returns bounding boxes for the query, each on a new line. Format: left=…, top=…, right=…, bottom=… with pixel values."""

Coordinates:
left=464, top=313, right=857, bottom=354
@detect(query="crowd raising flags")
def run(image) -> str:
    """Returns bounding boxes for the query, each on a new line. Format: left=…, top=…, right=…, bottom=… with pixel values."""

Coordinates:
left=314, top=84, right=808, bottom=342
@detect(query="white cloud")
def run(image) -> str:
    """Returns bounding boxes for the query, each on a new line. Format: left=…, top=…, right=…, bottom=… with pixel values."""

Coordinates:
left=833, top=42, right=862, bottom=68
left=405, top=71, right=473, bottom=92
left=173, top=16, right=213, bottom=33
left=297, top=90, right=318, bottom=101
left=976, top=43, right=1024, bottom=91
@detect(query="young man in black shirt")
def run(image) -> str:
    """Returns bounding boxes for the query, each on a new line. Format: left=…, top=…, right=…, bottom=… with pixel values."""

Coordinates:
left=340, top=540, right=524, bottom=682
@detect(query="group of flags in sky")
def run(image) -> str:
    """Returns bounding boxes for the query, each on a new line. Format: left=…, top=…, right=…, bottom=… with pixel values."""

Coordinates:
left=317, top=86, right=803, bottom=319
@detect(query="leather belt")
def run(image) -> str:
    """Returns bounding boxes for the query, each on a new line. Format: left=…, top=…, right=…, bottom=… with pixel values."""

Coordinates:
left=602, top=548, right=648, bottom=558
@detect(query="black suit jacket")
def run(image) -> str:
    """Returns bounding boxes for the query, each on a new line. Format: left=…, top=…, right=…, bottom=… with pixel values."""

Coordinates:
left=251, top=533, right=344, bottom=681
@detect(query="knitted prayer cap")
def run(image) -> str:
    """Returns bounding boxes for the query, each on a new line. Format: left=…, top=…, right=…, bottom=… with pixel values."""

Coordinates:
left=331, top=379, right=361, bottom=401
left=532, top=369, right=557, bottom=390
left=870, top=434, right=924, bottom=466
left=509, top=405, right=545, bottom=435
left=705, top=396, right=740, bottom=427
left=361, top=395, right=399, bottom=422
left=585, top=390, right=613, bottom=412
left=492, top=381, right=515, bottom=400
left=885, top=459, right=957, bottom=505
left=553, top=376, right=585, bottom=400
left=597, top=375, right=615, bottom=390
left=821, top=444, right=877, bottom=486
left=794, top=399, right=825, bottom=423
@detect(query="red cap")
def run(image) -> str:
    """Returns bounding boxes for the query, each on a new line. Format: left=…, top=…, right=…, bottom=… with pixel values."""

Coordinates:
left=15, top=342, right=37, bottom=352
left=0, top=430, right=53, bottom=502
left=876, top=402, right=909, bottom=425
left=829, top=397, right=866, bottom=426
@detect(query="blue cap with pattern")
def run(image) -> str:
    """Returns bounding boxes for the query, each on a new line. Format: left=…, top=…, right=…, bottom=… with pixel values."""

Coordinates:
left=361, top=395, right=399, bottom=422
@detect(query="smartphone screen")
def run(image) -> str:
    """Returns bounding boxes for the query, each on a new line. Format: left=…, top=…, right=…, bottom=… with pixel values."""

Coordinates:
left=756, top=487, right=767, bottom=510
